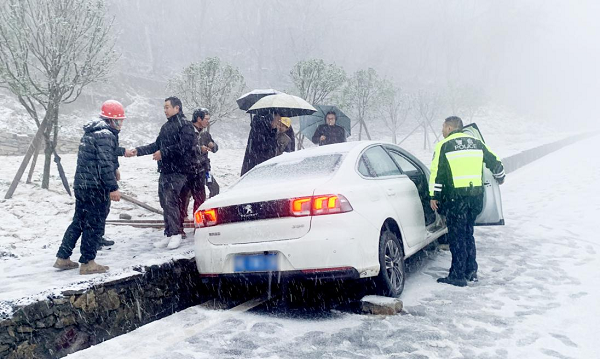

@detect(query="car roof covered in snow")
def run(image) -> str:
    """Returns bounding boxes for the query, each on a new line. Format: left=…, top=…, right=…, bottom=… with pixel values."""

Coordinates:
left=259, top=141, right=377, bottom=166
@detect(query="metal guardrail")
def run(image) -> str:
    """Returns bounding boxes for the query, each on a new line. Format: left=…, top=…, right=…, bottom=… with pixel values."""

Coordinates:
left=502, top=131, right=599, bottom=174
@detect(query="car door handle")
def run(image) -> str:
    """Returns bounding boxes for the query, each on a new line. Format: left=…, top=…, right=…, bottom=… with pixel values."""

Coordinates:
left=386, top=188, right=396, bottom=196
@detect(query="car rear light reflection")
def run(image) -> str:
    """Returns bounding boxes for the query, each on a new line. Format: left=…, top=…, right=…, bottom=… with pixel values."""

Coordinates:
left=194, top=208, right=218, bottom=227
left=290, top=194, right=353, bottom=217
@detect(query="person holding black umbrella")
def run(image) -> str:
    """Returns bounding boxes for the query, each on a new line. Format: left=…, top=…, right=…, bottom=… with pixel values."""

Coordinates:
left=240, top=110, right=279, bottom=176
left=241, top=93, right=316, bottom=175
left=311, top=111, right=347, bottom=146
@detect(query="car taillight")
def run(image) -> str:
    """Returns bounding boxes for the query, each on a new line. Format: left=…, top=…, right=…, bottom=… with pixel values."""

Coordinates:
left=290, top=194, right=353, bottom=217
left=194, top=208, right=218, bottom=227
left=291, top=197, right=312, bottom=216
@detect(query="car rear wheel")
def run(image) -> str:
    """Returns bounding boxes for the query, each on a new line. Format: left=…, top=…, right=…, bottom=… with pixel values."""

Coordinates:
left=375, top=229, right=405, bottom=297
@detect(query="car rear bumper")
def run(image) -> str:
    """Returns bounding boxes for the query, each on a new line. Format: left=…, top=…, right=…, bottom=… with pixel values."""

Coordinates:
left=199, top=267, right=361, bottom=282
left=194, top=211, right=381, bottom=279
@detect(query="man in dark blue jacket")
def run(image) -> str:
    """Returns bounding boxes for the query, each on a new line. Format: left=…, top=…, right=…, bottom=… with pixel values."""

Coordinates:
left=134, top=97, right=195, bottom=249
left=54, top=100, right=125, bottom=275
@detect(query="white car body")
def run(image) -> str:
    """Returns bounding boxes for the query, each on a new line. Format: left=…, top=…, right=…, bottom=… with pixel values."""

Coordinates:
left=194, top=141, right=447, bottom=295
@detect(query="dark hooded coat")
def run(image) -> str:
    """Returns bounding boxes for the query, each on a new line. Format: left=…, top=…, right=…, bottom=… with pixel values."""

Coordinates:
left=240, top=113, right=277, bottom=176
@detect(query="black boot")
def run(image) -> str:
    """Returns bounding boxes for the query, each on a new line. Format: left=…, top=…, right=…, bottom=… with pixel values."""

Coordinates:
left=97, top=237, right=115, bottom=250
left=466, top=272, right=478, bottom=282
left=437, top=276, right=467, bottom=287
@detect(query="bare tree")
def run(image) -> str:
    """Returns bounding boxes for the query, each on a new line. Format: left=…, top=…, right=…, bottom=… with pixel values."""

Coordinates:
left=446, top=82, right=487, bottom=123
left=0, top=0, right=117, bottom=190
left=413, top=89, right=443, bottom=150
left=379, top=81, right=412, bottom=144
left=289, top=58, right=346, bottom=148
left=167, top=57, right=246, bottom=127
left=340, top=68, right=384, bottom=140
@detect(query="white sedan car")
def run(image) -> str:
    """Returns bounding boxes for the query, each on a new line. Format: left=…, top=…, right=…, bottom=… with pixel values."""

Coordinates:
left=194, top=141, right=447, bottom=297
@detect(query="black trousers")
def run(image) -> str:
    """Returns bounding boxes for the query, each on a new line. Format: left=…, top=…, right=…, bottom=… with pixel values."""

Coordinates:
left=57, top=190, right=109, bottom=263
left=180, top=172, right=206, bottom=221
left=158, top=172, right=187, bottom=237
left=443, top=195, right=483, bottom=279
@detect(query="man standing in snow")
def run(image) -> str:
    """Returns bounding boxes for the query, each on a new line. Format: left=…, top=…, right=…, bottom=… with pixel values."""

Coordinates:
left=180, top=108, right=219, bottom=223
left=429, top=116, right=505, bottom=287
left=133, top=97, right=195, bottom=249
left=54, top=100, right=126, bottom=275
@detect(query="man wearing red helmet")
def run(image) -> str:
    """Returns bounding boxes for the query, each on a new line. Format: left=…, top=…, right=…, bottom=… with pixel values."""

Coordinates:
left=54, top=100, right=126, bottom=275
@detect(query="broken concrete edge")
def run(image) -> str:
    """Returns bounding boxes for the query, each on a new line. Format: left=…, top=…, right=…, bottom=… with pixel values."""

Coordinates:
left=360, top=295, right=404, bottom=316
left=0, top=258, right=209, bottom=359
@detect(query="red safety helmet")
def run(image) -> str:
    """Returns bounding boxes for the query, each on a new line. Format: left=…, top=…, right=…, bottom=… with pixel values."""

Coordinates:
left=100, top=100, right=126, bottom=120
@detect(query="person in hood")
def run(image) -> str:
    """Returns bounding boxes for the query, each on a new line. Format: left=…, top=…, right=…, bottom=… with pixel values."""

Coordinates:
left=132, top=97, right=195, bottom=250
left=240, top=110, right=279, bottom=176
left=54, top=100, right=125, bottom=275
left=311, top=111, right=347, bottom=146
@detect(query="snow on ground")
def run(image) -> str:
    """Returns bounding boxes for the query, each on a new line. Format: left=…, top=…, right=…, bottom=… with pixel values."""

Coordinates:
left=0, top=116, right=586, bottom=314
left=0, top=149, right=242, bottom=313
left=67, top=136, right=599, bottom=359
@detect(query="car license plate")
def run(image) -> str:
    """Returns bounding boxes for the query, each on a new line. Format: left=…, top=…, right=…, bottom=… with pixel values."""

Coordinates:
left=234, top=253, right=278, bottom=272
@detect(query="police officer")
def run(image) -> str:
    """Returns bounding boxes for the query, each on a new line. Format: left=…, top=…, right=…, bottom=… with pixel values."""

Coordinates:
left=429, top=116, right=505, bottom=287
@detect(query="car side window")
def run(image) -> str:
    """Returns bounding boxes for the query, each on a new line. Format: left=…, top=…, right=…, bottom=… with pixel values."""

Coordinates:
left=358, top=157, right=372, bottom=177
left=360, top=146, right=402, bottom=177
left=388, top=151, right=422, bottom=177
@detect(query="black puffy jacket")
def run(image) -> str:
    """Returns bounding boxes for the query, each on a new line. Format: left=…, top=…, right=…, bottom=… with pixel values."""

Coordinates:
left=73, top=119, right=119, bottom=193
left=136, top=113, right=196, bottom=174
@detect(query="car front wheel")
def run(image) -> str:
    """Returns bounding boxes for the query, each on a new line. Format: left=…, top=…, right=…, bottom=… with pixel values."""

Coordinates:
left=375, top=229, right=406, bottom=297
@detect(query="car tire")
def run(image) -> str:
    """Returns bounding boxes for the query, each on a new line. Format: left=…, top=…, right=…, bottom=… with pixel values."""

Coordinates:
left=375, top=229, right=406, bottom=297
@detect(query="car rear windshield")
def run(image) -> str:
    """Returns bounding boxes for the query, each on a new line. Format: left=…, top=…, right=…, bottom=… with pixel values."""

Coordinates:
left=233, top=154, right=344, bottom=188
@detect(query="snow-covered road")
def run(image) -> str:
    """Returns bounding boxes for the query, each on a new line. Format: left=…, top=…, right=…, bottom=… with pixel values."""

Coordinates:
left=67, top=136, right=599, bottom=358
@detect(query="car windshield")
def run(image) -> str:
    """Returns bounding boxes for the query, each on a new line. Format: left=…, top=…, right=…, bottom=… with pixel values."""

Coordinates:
left=232, top=154, right=344, bottom=189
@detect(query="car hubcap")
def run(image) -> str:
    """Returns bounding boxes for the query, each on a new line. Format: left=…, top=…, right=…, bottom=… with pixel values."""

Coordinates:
left=385, top=238, right=403, bottom=292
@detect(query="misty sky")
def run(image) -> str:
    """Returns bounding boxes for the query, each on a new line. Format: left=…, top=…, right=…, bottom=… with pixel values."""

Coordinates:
left=105, top=0, right=599, bottom=126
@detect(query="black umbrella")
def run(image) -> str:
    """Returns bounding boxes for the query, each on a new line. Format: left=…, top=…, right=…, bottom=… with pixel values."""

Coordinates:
left=236, top=89, right=282, bottom=111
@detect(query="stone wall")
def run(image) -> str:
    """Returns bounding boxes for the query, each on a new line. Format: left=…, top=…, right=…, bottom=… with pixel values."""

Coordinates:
left=0, top=132, right=80, bottom=156
left=0, top=258, right=208, bottom=359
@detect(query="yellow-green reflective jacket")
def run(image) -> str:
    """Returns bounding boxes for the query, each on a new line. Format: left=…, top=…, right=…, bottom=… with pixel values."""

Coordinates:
left=429, top=130, right=505, bottom=200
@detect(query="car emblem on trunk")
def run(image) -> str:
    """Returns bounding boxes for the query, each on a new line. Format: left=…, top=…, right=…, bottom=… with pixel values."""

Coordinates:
left=239, top=204, right=258, bottom=218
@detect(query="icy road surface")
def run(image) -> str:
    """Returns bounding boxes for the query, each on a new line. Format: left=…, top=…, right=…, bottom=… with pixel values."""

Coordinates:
left=68, top=137, right=599, bottom=358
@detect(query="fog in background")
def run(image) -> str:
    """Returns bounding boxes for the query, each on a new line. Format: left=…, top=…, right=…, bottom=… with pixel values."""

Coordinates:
left=88, top=0, right=599, bottom=127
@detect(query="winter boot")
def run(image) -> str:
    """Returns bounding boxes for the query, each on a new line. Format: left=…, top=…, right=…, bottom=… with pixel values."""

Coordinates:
left=153, top=237, right=171, bottom=248
left=437, top=276, right=467, bottom=287
left=79, top=260, right=109, bottom=275
left=466, top=271, right=478, bottom=282
left=96, top=237, right=115, bottom=251
left=167, top=234, right=182, bottom=250
left=100, top=238, right=115, bottom=246
left=53, top=257, right=79, bottom=270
